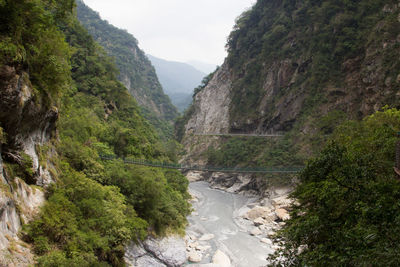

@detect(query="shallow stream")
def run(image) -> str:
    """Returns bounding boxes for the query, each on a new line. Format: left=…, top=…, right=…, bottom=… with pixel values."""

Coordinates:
left=187, top=181, right=273, bottom=267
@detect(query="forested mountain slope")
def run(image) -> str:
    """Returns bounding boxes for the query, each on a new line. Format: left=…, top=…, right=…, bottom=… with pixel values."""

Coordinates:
left=177, top=0, right=400, bottom=264
left=0, top=1, right=189, bottom=266
left=76, top=0, right=178, bottom=136
left=180, top=0, right=400, bottom=168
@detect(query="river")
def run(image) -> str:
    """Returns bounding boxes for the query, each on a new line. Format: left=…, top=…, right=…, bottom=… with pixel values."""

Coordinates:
left=187, top=181, right=274, bottom=267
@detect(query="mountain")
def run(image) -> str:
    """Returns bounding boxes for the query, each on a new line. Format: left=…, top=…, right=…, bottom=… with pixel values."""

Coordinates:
left=178, top=0, right=400, bottom=172
left=186, top=60, right=218, bottom=74
left=177, top=1, right=400, bottom=264
left=0, top=1, right=189, bottom=265
left=147, top=55, right=206, bottom=111
left=76, top=1, right=178, bottom=136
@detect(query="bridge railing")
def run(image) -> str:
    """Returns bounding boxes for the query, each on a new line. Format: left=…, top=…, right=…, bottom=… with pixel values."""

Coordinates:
left=99, top=155, right=302, bottom=173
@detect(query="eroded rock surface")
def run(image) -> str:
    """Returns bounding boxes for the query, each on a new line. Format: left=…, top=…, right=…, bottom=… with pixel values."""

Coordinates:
left=125, top=236, right=186, bottom=267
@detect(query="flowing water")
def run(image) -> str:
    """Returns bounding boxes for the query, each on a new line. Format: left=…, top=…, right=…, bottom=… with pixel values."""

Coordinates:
left=187, top=181, right=274, bottom=267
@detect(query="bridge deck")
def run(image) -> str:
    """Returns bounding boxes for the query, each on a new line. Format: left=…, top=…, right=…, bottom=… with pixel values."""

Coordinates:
left=100, top=156, right=302, bottom=174
left=193, top=133, right=283, bottom=137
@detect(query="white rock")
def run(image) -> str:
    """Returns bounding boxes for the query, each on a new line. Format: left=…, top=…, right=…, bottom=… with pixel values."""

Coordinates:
left=188, top=251, right=202, bottom=263
left=199, top=234, right=215, bottom=241
left=142, top=236, right=187, bottom=267
left=260, top=238, right=272, bottom=245
left=245, top=206, right=272, bottom=220
left=212, top=250, right=231, bottom=267
left=267, top=231, right=276, bottom=237
left=258, top=224, right=268, bottom=231
left=275, top=208, right=290, bottom=221
left=271, top=195, right=292, bottom=209
left=253, top=217, right=265, bottom=226
left=250, top=227, right=262, bottom=236
left=189, top=241, right=199, bottom=248
left=135, top=255, right=166, bottom=267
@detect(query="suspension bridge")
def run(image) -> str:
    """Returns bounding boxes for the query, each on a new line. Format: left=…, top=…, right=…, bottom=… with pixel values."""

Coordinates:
left=100, top=155, right=302, bottom=174
left=193, top=133, right=283, bottom=137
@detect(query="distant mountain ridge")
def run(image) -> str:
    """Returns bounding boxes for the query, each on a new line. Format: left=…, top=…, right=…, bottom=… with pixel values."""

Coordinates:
left=147, top=55, right=207, bottom=111
left=76, top=1, right=178, bottom=136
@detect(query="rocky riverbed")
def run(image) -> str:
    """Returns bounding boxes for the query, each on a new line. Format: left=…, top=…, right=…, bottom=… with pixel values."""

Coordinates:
left=185, top=181, right=292, bottom=267
left=125, top=176, right=293, bottom=267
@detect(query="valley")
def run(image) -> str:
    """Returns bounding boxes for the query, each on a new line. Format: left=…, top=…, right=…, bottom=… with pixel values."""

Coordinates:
left=0, top=0, right=399, bottom=266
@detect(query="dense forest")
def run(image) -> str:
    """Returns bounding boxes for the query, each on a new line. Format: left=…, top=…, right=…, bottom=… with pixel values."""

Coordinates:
left=269, top=108, right=400, bottom=266
left=0, top=0, right=189, bottom=265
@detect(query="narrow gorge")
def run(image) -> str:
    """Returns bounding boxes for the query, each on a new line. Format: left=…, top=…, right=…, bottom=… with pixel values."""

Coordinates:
left=1, top=0, right=399, bottom=266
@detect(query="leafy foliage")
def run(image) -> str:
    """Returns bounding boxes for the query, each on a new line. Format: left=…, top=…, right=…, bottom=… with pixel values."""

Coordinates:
left=0, top=0, right=73, bottom=103
left=225, top=0, right=400, bottom=130
left=269, top=108, right=400, bottom=266
left=0, top=1, right=190, bottom=265
left=27, top=163, right=147, bottom=266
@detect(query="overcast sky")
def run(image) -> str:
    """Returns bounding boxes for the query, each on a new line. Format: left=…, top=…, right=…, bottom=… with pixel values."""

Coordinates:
left=82, top=0, right=255, bottom=66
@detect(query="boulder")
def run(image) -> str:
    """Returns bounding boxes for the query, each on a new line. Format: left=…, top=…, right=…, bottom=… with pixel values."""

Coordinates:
left=250, top=227, right=262, bottom=236
left=188, top=251, right=202, bottom=263
left=275, top=208, right=290, bottom=221
left=245, top=206, right=272, bottom=220
left=143, top=236, right=186, bottom=267
left=253, top=217, right=265, bottom=226
left=267, top=231, right=276, bottom=238
left=212, top=250, right=231, bottom=267
left=271, top=196, right=292, bottom=209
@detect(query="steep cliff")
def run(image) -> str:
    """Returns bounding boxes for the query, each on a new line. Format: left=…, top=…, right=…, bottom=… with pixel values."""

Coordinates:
left=0, top=1, right=190, bottom=265
left=76, top=0, right=178, bottom=136
left=181, top=0, right=400, bottom=174
left=0, top=54, right=57, bottom=267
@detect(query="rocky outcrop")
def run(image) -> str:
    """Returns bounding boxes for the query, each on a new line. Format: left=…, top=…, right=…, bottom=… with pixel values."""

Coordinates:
left=0, top=65, right=56, bottom=266
left=125, top=236, right=187, bottom=267
left=181, top=64, right=232, bottom=165
left=181, top=1, right=400, bottom=184
left=0, top=65, right=57, bottom=185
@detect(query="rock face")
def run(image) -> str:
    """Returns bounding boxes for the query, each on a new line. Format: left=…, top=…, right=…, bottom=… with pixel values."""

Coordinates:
left=182, top=64, right=232, bottom=165
left=125, top=236, right=187, bottom=267
left=0, top=66, right=55, bottom=266
left=180, top=0, right=400, bottom=189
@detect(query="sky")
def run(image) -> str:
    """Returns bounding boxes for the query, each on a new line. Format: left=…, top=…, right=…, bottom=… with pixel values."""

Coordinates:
left=83, top=0, right=255, bottom=66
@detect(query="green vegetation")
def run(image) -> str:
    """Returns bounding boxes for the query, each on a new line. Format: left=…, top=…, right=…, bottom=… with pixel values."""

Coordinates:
left=1, top=1, right=190, bottom=266
left=75, top=1, right=178, bottom=138
left=0, top=0, right=73, bottom=104
left=193, top=68, right=218, bottom=96
left=174, top=104, right=195, bottom=142
left=225, top=0, right=400, bottom=128
left=269, top=108, right=400, bottom=266
left=0, top=126, right=5, bottom=143
left=206, top=137, right=303, bottom=168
